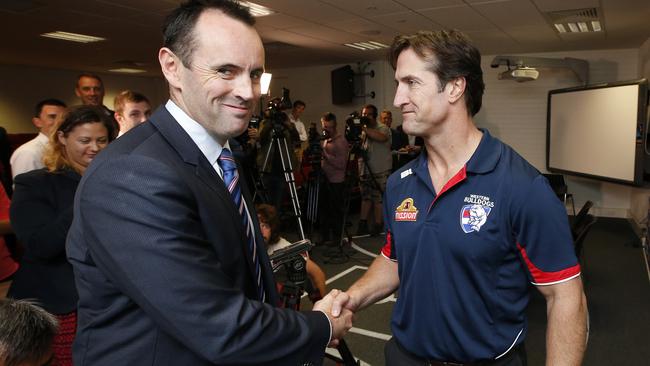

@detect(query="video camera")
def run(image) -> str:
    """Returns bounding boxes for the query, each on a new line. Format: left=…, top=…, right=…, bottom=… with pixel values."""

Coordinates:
left=264, top=87, right=293, bottom=132
left=303, top=123, right=324, bottom=167
left=268, top=239, right=313, bottom=287
left=344, top=111, right=371, bottom=144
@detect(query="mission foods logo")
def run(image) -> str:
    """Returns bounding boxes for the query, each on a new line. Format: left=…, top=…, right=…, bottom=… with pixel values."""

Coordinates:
left=460, top=194, right=494, bottom=233
left=395, top=198, right=418, bottom=221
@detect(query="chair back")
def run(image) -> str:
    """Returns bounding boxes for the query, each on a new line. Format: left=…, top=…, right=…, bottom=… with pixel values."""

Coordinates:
left=574, top=214, right=597, bottom=259
left=571, top=201, right=594, bottom=239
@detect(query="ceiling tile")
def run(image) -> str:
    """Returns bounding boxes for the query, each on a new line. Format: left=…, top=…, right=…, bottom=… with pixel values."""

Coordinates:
left=418, top=5, right=498, bottom=32
left=472, top=0, right=548, bottom=27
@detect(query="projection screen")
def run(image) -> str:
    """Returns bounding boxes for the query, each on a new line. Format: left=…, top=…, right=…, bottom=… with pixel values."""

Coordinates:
left=547, top=79, right=648, bottom=186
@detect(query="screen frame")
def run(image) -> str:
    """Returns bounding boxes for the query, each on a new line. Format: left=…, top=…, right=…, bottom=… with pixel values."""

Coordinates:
left=546, top=78, right=648, bottom=186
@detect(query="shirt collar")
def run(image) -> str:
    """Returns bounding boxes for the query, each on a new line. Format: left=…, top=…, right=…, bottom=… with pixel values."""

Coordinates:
left=165, top=100, right=229, bottom=168
left=412, top=128, right=501, bottom=178
left=465, top=128, right=501, bottom=174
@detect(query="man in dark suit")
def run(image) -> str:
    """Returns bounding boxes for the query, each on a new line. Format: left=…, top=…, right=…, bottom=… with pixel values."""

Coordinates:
left=66, top=1, right=352, bottom=365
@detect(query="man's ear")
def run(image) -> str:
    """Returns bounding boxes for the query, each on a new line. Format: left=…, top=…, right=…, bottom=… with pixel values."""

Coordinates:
left=32, top=117, right=43, bottom=129
left=159, top=47, right=183, bottom=90
left=447, top=77, right=466, bottom=104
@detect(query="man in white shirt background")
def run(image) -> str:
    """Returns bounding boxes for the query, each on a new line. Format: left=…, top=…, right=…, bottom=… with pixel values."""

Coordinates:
left=288, top=100, right=308, bottom=150
left=10, top=99, right=67, bottom=178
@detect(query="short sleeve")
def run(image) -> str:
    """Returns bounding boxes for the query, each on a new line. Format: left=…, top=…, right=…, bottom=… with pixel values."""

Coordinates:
left=513, top=175, right=581, bottom=285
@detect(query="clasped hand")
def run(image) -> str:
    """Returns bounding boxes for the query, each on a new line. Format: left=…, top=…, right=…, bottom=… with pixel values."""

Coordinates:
left=312, top=289, right=357, bottom=347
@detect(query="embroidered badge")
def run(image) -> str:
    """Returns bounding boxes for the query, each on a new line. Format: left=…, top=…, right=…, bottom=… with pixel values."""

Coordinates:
left=395, top=198, right=418, bottom=221
left=460, top=194, right=495, bottom=233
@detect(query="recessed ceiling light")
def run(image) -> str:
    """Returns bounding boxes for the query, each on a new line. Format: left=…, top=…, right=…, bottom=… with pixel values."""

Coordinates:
left=554, top=24, right=567, bottom=33
left=591, top=20, right=602, bottom=32
left=40, top=31, right=105, bottom=43
left=240, top=1, right=275, bottom=17
left=344, top=41, right=389, bottom=51
left=577, top=22, right=589, bottom=32
left=567, top=22, right=579, bottom=33
left=108, top=68, right=146, bottom=74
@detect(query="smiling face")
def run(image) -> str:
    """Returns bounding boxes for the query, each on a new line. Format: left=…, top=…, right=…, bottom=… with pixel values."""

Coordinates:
left=76, top=76, right=105, bottom=106
left=58, top=122, right=109, bottom=174
left=163, top=9, right=264, bottom=145
left=393, top=48, right=450, bottom=137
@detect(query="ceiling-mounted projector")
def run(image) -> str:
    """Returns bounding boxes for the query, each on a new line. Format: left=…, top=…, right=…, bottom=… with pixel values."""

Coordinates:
left=490, top=55, right=589, bottom=85
left=498, top=67, right=539, bottom=82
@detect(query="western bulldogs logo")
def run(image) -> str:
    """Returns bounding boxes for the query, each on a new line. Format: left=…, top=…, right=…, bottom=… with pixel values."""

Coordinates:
left=460, top=204, right=491, bottom=233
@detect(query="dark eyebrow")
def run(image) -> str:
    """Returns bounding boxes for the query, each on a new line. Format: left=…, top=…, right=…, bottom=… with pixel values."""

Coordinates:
left=212, top=63, right=240, bottom=71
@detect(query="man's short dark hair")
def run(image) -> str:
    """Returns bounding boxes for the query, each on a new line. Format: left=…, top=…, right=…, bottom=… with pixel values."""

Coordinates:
left=76, top=72, right=104, bottom=88
left=0, top=299, right=58, bottom=366
left=163, top=0, right=255, bottom=68
left=293, top=100, right=306, bottom=109
left=34, top=98, right=66, bottom=118
left=389, top=30, right=485, bottom=116
left=322, top=112, right=337, bottom=126
left=362, top=104, right=378, bottom=119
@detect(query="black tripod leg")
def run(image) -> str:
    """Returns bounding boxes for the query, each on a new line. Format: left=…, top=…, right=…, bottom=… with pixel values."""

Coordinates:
left=336, top=339, right=359, bottom=366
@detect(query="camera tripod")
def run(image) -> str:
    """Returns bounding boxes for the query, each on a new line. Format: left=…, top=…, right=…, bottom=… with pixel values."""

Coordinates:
left=277, top=257, right=359, bottom=366
left=259, top=123, right=306, bottom=240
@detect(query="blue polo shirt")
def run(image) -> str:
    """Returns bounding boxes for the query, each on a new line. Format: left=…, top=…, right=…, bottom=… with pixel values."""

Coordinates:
left=381, top=129, right=580, bottom=362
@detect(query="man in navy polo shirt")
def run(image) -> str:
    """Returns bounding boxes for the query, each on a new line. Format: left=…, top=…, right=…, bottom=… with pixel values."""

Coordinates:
left=331, top=30, right=588, bottom=365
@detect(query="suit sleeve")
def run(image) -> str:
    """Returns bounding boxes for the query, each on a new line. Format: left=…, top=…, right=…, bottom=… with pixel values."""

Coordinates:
left=10, top=172, right=73, bottom=259
left=77, top=155, right=330, bottom=365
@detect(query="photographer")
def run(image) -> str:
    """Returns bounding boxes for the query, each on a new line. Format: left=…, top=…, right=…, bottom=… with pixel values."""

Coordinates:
left=257, top=204, right=326, bottom=301
left=357, top=104, right=392, bottom=236
left=257, top=109, right=300, bottom=212
left=319, top=113, right=349, bottom=244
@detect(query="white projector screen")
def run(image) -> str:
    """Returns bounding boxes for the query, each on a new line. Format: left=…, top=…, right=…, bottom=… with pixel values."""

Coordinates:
left=547, top=79, right=648, bottom=185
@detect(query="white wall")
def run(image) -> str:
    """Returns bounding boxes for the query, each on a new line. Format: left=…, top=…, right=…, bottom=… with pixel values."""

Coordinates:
left=266, top=48, right=647, bottom=218
left=0, top=64, right=167, bottom=133
left=266, top=62, right=398, bottom=133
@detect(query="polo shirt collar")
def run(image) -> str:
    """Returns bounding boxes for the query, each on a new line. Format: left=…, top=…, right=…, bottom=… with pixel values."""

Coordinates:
left=466, top=128, right=501, bottom=174
left=410, top=128, right=501, bottom=193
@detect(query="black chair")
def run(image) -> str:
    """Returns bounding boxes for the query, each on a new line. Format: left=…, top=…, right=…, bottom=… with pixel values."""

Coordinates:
left=571, top=200, right=594, bottom=239
left=571, top=201, right=596, bottom=261
left=573, top=214, right=597, bottom=260
left=543, top=173, right=576, bottom=216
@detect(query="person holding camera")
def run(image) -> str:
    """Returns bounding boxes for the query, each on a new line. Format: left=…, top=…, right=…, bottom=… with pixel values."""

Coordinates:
left=356, top=104, right=392, bottom=236
left=319, top=113, right=349, bottom=244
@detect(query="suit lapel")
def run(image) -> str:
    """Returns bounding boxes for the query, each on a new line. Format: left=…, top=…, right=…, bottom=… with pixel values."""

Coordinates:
left=149, top=107, right=267, bottom=299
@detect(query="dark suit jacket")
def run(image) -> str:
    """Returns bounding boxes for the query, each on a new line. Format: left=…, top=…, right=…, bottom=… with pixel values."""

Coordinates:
left=9, top=168, right=80, bottom=314
left=67, top=106, right=330, bottom=365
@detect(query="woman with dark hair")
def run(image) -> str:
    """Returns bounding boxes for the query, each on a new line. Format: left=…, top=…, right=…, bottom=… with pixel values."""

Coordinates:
left=8, top=105, right=114, bottom=366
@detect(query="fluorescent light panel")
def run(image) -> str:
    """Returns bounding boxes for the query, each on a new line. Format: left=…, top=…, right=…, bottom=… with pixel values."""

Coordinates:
left=41, top=31, right=105, bottom=43
left=553, top=20, right=602, bottom=33
left=344, top=41, right=389, bottom=51
left=240, top=1, right=275, bottom=17
left=108, top=68, right=146, bottom=74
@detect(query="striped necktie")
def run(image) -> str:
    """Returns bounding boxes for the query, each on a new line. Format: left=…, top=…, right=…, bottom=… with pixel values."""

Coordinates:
left=218, top=148, right=265, bottom=302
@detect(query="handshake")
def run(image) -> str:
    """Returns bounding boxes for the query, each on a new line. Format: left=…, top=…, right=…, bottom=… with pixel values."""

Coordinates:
left=312, top=289, right=358, bottom=347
